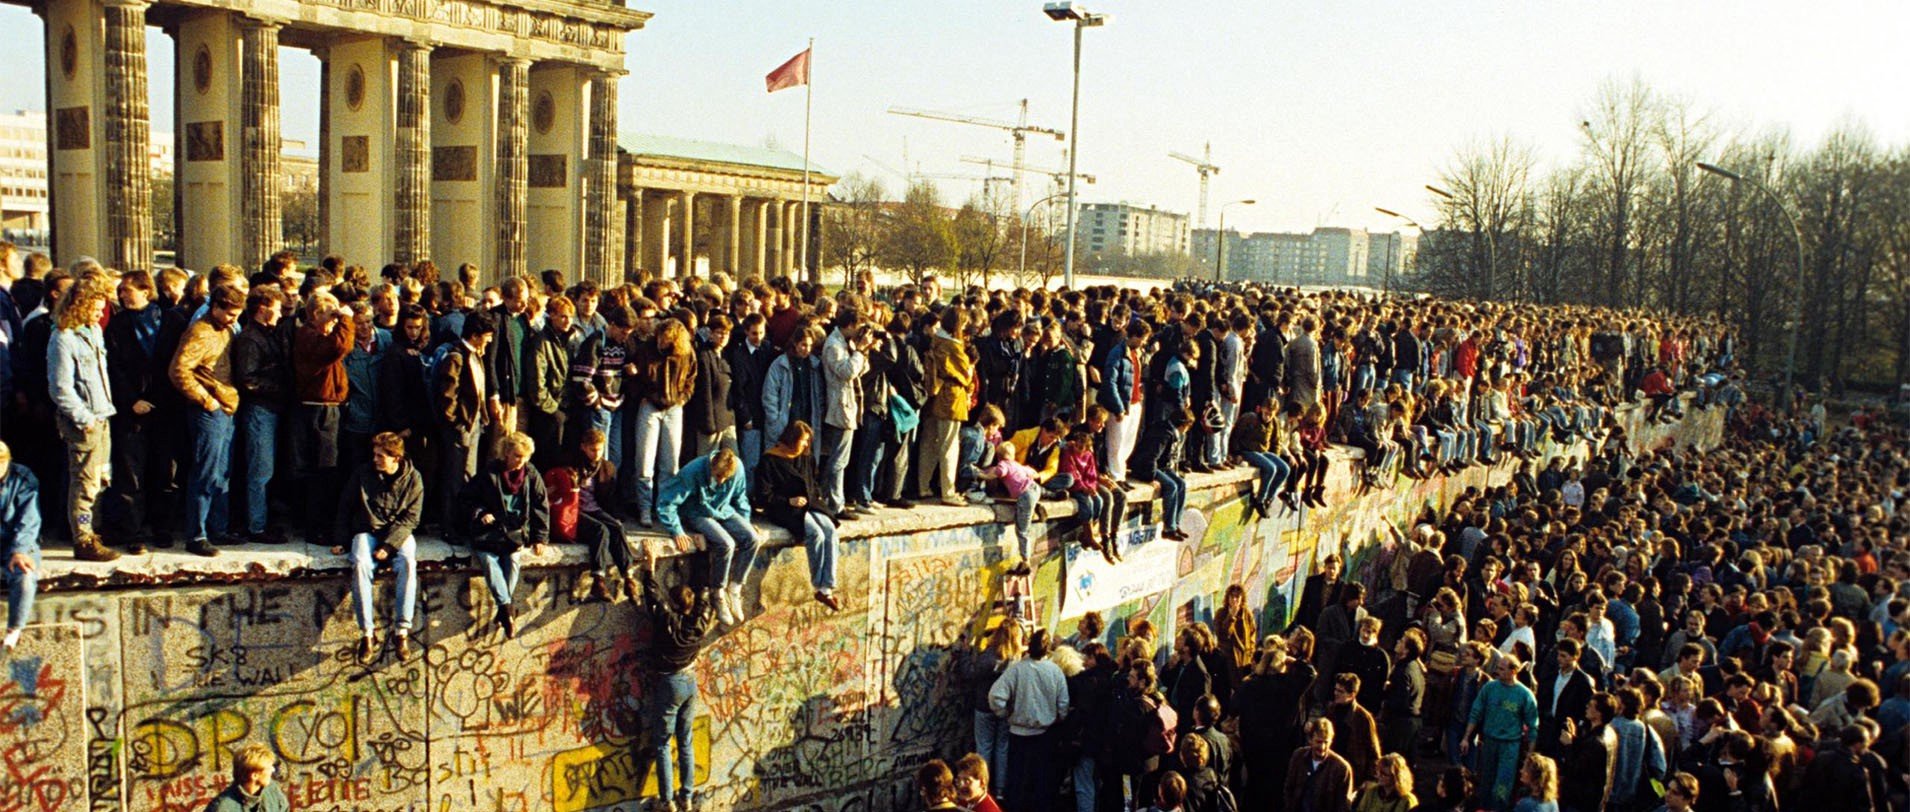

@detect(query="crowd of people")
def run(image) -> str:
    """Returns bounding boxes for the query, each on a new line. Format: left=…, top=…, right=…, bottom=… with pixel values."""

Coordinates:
left=0, top=238, right=1788, bottom=812
left=934, top=396, right=1910, bottom=812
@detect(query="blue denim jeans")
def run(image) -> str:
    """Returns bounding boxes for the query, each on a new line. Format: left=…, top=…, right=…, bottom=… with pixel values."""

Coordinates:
left=1011, top=488, right=1039, bottom=560
left=187, top=407, right=234, bottom=541
left=1155, top=469, right=1186, bottom=532
left=630, top=402, right=683, bottom=520
left=475, top=548, right=521, bottom=609
left=802, top=511, right=838, bottom=591
left=650, top=670, right=699, bottom=805
left=5, top=548, right=39, bottom=630
left=349, top=532, right=417, bottom=632
left=237, top=403, right=279, bottom=534
left=683, top=513, right=759, bottom=589
left=974, top=709, right=1010, bottom=795
left=738, top=427, right=762, bottom=494
left=1072, top=754, right=1097, bottom=812
left=819, top=423, right=854, bottom=513
left=1242, top=451, right=1291, bottom=506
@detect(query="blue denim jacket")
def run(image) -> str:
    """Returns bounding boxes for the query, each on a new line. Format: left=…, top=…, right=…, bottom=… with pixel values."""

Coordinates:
left=49, top=324, right=116, bottom=426
left=1, top=463, right=42, bottom=557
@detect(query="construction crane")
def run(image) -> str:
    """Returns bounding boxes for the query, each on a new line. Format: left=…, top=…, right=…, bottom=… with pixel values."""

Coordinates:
left=887, top=99, right=1065, bottom=214
left=1169, top=143, right=1221, bottom=228
left=958, top=156, right=1095, bottom=197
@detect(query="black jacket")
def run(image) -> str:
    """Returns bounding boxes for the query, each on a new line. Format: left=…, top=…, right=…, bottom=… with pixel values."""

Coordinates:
left=456, top=461, right=551, bottom=553
left=335, top=460, right=424, bottom=549
left=103, top=304, right=176, bottom=413
left=1536, top=663, right=1597, bottom=754
left=724, top=339, right=774, bottom=429
left=641, top=565, right=716, bottom=674
left=231, top=320, right=292, bottom=410
left=376, top=339, right=433, bottom=434
left=687, top=337, right=734, bottom=436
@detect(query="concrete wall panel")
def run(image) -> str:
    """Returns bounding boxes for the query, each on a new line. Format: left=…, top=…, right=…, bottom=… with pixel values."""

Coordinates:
left=1, top=403, right=1723, bottom=811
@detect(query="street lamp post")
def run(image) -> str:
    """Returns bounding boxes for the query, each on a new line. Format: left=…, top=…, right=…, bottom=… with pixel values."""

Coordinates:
left=1374, top=206, right=1425, bottom=298
left=1020, top=191, right=1067, bottom=283
left=1425, top=184, right=1497, bottom=299
left=1045, top=2, right=1107, bottom=289
left=1213, top=198, right=1255, bottom=282
left=1698, top=160, right=1807, bottom=408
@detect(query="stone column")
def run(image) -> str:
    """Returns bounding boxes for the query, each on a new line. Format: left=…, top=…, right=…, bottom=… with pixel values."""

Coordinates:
left=493, top=56, right=529, bottom=281
left=393, top=40, right=432, bottom=266
left=740, top=199, right=764, bottom=279
left=583, top=70, right=620, bottom=284
left=103, top=0, right=153, bottom=271
left=723, top=195, right=743, bottom=278
left=784, top=201, right=801, bottom=277
left=316, top=47, right=330, bottom=249
left=765, top=199, right=784, bottom=279
left=675, top=190, right=695, bottom=278
left=622, top=190, right=641, bottom=283
left=643, top=192, right=670, bottom=278
left=240, top=17, right=283, bottom=269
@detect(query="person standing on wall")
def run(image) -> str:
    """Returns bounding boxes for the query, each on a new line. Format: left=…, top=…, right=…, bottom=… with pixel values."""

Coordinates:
left=170, top=284, right=246, bottom=559
left=289, top=291, right=354, bottom=549
left=46, top=272, right=121, bottom=560
left=638, top=540, right=717, bottom=812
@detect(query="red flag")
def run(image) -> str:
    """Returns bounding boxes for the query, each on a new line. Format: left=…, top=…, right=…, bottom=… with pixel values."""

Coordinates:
left=765, top=48, right=810, bottom=93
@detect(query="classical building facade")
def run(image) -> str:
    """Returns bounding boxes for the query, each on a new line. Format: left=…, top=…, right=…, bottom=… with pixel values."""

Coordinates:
left=13, top=0, right=647, bottom=283
left=618, top=133, right=835, bottom=283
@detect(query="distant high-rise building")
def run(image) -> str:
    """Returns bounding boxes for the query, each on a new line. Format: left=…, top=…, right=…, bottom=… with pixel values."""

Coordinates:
left=1193, top=225, right=1407, bottom=287
left=1367, top=231, right=1419, bottom=289
left=1077, top=202, right=1190, bottom=256
left=0, top=111, right=49, bottom=235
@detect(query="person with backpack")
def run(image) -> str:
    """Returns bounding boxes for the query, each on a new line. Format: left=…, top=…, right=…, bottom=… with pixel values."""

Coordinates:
left=1177, top=733, right=1240, bottom=812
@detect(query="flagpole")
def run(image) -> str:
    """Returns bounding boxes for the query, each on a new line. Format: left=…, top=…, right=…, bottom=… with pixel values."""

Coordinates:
left=799, top=37, right=814, bottom=284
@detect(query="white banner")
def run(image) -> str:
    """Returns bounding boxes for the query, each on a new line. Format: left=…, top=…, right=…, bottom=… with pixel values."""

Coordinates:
left=1063, top=533, right=1179, bottom=616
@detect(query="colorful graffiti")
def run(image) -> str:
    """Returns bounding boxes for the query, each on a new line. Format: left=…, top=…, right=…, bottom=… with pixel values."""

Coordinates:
left=0, top=403, right=1720, bottom=812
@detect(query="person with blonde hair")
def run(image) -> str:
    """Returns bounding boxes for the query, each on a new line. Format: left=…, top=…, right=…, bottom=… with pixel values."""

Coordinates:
left=47, top=273, right=121, bottom=560
left=629, top=315, right=696, bottom=525
left=657, top=447, right=758, bottom=626
left=1514, top=753, right=1558, bottom=812
left=1353, top=752, right=1417, bottom=812
left=456, top=430, right=550, bottom=639
left=206, top=742, right=288, bottom=811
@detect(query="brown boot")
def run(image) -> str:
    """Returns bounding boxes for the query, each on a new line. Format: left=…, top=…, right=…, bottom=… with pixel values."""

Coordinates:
left=74, top=535, right=122, bottom=563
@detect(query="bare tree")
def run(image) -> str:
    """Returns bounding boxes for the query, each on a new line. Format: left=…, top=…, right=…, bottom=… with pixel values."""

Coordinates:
left=1581, top=76, right=1660, bottom=307
left=823, top=173, right=887, bottom=289
left=879, top=181, right=957, bottom=286
left=1424, top=135, right=1533, bottom=300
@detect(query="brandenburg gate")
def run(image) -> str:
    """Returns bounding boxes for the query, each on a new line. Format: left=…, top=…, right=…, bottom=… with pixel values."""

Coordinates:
left=15, top=0, right=648, bottom=282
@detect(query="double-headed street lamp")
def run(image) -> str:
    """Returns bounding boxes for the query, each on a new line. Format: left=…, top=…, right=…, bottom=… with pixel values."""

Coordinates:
left=1020, top=191, right=1067, bottom=282
left=1044, top=1, right=1107, bottom=289
left=1213, top=199, right=1255, bottom=282
left=1698, top=160, right=1807, bottom=408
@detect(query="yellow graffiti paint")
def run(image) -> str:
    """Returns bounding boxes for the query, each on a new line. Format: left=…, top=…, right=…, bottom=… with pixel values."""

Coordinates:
left=548, top=715, right=711, bottom=812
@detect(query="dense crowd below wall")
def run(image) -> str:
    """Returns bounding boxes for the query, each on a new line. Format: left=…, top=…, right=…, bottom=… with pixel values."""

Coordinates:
left=0, top=239, right=1792, bottom=810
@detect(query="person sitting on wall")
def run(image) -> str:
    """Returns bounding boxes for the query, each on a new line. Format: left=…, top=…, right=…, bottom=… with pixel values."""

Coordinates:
left=546, top=429, right=632, bottom=604
left=2, top=441, right=42, bottom=651
left=331, top=430, right=425, bottom=663
left=754, top=420, right=843, bottom=612
left=205, top=742, right=290, bottom=812
left=456, top=430, right=551, bottom=640
left=656, top=447, right=759, bottom=627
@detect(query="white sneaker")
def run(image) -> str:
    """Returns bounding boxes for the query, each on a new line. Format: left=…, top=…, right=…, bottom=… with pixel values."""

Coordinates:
left=726, top=584, right=747, bottom=621
left=714, top=589, right=737, bottom=626
left=2, top=627, right=21, bottom=650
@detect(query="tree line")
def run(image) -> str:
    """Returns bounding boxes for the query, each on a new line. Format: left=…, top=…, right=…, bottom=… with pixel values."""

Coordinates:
left=1413, top=77, right=1910, bottom=392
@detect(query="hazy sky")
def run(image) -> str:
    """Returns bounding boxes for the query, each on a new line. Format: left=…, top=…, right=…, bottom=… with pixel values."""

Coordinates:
left=3, top=1, right=1905, bottom=234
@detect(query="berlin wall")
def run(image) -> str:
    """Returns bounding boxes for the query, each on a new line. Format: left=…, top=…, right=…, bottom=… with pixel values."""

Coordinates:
left=0, top=402, right=1723, bottom=812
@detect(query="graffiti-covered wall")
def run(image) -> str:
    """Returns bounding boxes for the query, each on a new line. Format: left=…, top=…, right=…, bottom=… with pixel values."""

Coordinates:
left=0, top=404, right=1721, bottom=812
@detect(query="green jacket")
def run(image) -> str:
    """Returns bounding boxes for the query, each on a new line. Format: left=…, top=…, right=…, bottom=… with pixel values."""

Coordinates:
left=204, top=784, right=289, bottom=812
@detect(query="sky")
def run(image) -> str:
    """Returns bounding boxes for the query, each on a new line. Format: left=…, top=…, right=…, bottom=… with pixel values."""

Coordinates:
left=3, top=0, right=1906, bottom=235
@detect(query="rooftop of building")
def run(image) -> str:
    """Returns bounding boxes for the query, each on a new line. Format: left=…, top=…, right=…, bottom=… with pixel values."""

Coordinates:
left=618, top=133, right=837, bottom=180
